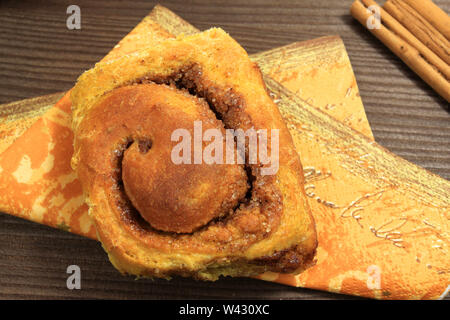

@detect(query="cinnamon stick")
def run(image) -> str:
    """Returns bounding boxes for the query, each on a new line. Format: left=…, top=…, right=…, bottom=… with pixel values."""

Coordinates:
left=403, top=0, right=450, bottom=41
left=351, top=0, right=450, bottom=102
left=363, top=0, right=450, bottom=80
left=384, top=0, right=450, bottom=65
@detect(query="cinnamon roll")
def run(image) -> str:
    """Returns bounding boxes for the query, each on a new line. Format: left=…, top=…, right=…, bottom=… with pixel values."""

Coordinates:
left=71, top=28, right=317, bottom=280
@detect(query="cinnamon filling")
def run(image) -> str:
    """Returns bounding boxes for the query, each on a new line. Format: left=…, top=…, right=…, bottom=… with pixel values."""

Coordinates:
left=84, top=64, right=283, bottom=250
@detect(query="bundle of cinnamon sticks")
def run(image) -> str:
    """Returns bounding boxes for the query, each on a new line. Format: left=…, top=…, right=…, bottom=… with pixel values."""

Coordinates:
left=351, top=0, right=450, bottom=102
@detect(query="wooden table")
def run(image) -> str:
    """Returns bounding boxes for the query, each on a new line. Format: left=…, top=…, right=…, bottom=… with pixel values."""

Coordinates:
left=0, top=0, right=448, bottom=299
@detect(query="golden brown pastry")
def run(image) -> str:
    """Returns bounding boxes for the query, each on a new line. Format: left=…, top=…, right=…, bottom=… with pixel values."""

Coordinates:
left=70, top=28, right=317, bottom=280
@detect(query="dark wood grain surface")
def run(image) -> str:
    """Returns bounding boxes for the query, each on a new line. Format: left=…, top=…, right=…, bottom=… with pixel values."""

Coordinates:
left=0, top=0, right=448, bottom=300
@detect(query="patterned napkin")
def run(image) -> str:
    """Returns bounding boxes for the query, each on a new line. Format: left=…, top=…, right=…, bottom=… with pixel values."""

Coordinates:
left=0, top=8, right=448, bottom=300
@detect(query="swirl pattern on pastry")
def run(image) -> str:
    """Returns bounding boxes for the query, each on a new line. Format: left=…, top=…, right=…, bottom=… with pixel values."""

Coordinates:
left=71, top=28, right=317, bottom=280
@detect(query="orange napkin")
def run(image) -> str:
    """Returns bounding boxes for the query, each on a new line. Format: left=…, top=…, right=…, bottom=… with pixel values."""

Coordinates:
left=0, top=9, right=448, bottom=300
